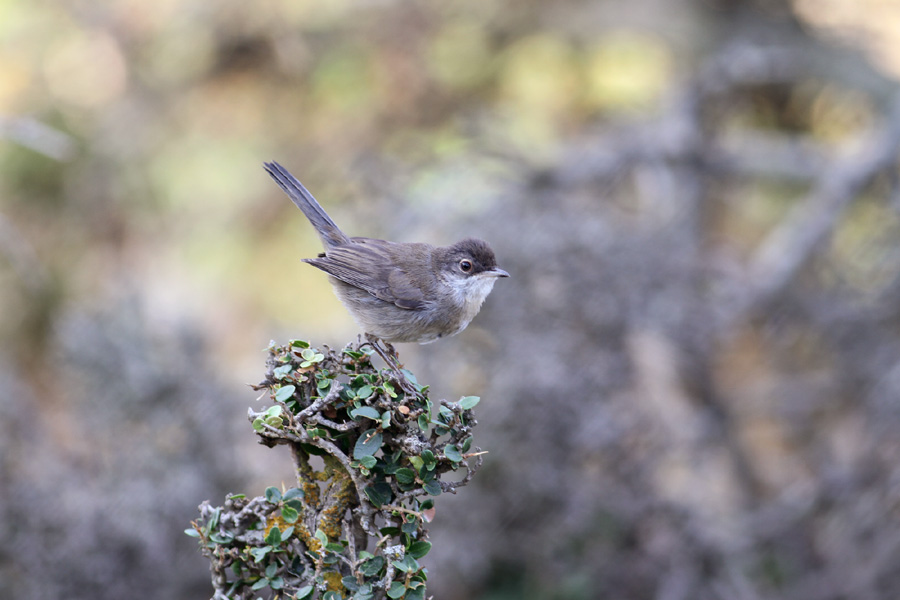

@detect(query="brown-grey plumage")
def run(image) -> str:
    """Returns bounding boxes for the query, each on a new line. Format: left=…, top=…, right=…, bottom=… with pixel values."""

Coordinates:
left=264, top=161, right=509, bottom=343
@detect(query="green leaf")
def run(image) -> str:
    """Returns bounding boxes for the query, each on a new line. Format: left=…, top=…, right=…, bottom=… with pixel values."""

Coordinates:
left=360, top=555, right=384, bottom=577
left=391, top=560, right=410, bottom=574
left=300, top=348, right=325, bottom=367
left=281, top=505, right=299, bottom=523
left=358, top=455, right=377, bottom=469
left=423, top=480, right=442, bottom=496
left=387, top=582, right=406, bottom=598
left=296, top=584, right=315, bottom=599
left=342, top=576, right=360, bottom=591
left=252, top=577, right=269, bottom=590
left=283, top=488, right=304, bottom=501
left=381, top=410, right=392, bottom=429
left=443, top=444, right=462, bottom=462
left=265, top=526, right=282, bottom=546
left=252, top=418, right=265, bottom=432
left=407, top=540, right=432, bottom=559
left=227, top=493, right=246, bottom=500
left=269, top=576, right=284, bottom=590
left=275, top=385, right=296, bottom=402
left=393, top=555, right=420, bottom=573
left=364, top=482, right=392, bottom=507
left=353, top=429, right=382, bottom=459
left=417, top=414, right=429, bottom=432
left=315, top=529, right=328, bottom=546
left=207, top=507, right=220, bottom=530
left=461, top=437, right=473, bottom=453
left=399, top=368, right=418, bottom=385
left=282, top=526, right=294, bottom=540
left=184, top=528, right=200, bottom=538
left=382, top=451, right=401, bottom=475
left=250, top=546, right=271, bottom=562
left=459, top=396, right=480, bottom=410
left=325, top=542, right=345, bottom=553
left=290, top=339, right=311, bottom=349
left=306, top=427, right=328, bottom=438
left=356, top=384, right=374, bottom=399
left=266, top=562, right=278, bottom=578
left=383, top=382, right=397, bottom=398
left=395, top=468, right=417, bottom=485
left=421, top=450, right=436, bottom=471
left=265, top=487, right=282, bottom=504
left=273, top=364, right=293, bottom=380
left=209, top=531, right=234, bottom=544
left=408, top=456, right=424, bottom=472
left=323, top=592, right=342, bottom=600
left=405, top=586, right=426, bottom=600
left=351, top=406, right=381, bottom=420
left=401, top=520, right=418, bottom=535
left=355, top=583, right=375, bottom=600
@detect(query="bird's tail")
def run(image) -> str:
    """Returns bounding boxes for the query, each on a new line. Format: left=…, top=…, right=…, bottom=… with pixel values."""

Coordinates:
left=264, top=161, right=350, bottom=249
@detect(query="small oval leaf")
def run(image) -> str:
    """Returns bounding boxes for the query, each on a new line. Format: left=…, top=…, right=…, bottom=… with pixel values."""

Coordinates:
left=265, top=487, right=282, bottom=504
left=275, top=385, right=296, bottom=402
left=408, top=540, right=432, bottom=559
left=444, top=444, right=462, bottom=462
left=459, top=395, right=480, bottom=410
left=353, top=429, right=383, bottom=459
left=351, top=406, right=381, bottom=420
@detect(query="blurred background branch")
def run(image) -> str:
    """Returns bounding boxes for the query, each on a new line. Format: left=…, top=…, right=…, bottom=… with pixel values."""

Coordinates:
left=0, top=116, right=76, bottom=161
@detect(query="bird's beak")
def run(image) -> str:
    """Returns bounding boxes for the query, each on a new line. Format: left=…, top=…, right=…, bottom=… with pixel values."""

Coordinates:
left=486, top=267, right=510, bottom=278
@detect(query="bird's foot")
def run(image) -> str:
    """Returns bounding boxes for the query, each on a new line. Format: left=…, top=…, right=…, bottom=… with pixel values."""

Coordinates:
left=364, top=334, right=419, bottom=398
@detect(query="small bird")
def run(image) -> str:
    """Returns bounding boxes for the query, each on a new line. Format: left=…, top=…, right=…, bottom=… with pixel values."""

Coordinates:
left=264, top=161, right=508, bottom=344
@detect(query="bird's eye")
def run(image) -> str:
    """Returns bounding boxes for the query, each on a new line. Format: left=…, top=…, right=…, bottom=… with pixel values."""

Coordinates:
left=459, top=259, right=473, bottom=273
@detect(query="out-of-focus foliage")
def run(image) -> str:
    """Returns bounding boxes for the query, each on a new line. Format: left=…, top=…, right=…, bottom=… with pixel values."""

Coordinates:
left=3, top=0, right=900, bottom=599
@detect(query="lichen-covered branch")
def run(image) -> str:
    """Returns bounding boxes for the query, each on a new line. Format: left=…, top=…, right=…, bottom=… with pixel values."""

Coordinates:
left=189, top=338, right=483, bottom=600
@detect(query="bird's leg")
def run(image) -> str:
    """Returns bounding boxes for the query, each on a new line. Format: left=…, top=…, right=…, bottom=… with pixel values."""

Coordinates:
left=364, top=333, right=402, bottom=370
left=364, top=334, right=419, bottom=398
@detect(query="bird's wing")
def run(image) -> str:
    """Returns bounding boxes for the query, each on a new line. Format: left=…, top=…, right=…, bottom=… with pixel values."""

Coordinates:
left=303, top=244, right=427, bottom=310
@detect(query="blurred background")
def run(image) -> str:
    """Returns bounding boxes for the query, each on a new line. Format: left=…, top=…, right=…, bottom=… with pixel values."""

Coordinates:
left=3, top=0, right=900, bottom=598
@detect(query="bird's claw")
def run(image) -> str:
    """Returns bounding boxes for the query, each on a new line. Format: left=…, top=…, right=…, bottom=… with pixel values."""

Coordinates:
left=364, top=334, right=420, bottom=398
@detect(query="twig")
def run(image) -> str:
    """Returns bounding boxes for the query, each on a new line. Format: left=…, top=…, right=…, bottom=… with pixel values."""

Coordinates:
left=731, top=93, right=900, bottom=323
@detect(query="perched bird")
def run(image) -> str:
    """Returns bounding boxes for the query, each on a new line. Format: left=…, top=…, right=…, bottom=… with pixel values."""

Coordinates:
left=264, top=161, right=508, bottom=344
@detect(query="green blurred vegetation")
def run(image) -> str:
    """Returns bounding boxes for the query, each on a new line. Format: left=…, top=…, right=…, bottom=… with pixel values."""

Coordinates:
left=4, top=1, right=900, bottom=599
left=0, top=0, right=681, bottom=359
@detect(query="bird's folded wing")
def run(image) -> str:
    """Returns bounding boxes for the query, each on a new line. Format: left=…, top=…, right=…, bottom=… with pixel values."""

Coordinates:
left=303, top=245, right=426, bottom=310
